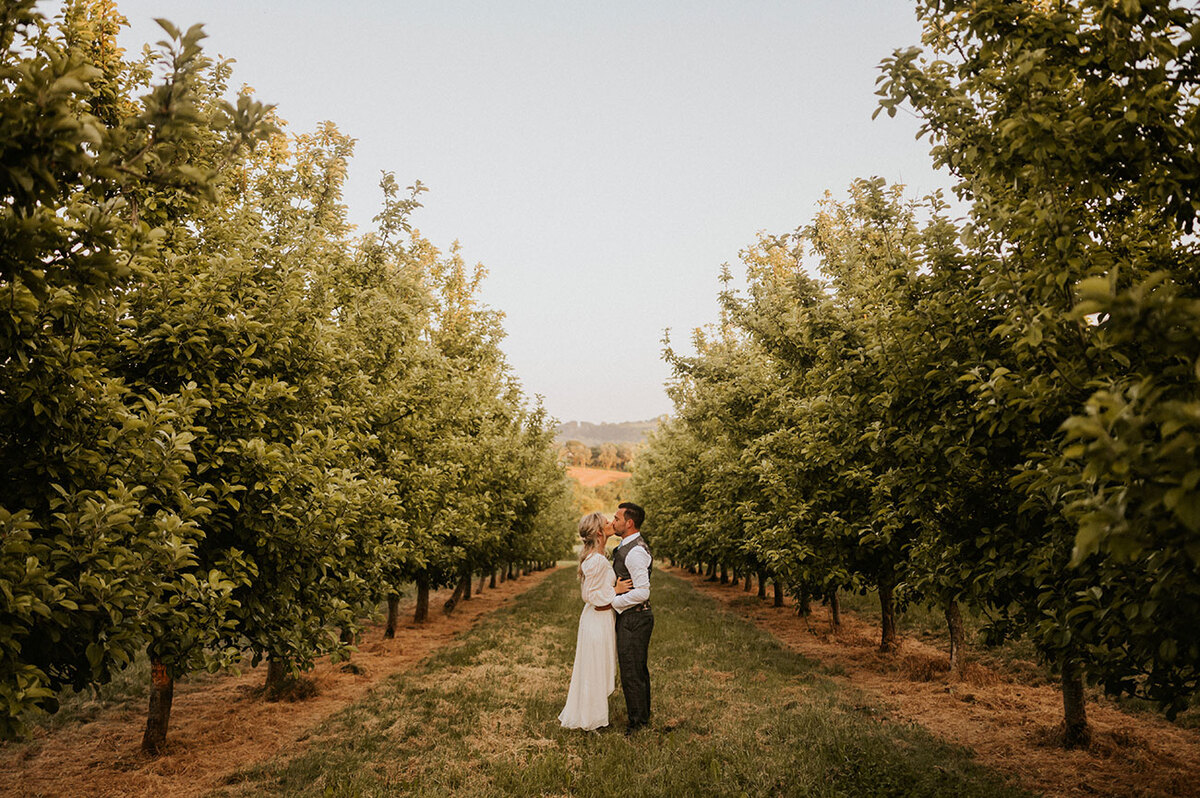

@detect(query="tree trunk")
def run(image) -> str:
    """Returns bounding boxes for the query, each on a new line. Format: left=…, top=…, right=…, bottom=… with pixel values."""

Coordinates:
left=1060, top=658, right=1091, bottom=748
left=878, top=572, right=899, bottom=653
left=730, top=570, right=739, bottom=587
left=705, top=561, right=716, bottom=580
left=757, top=571, right=768, bottom=599
left=828, top=590, right=841, bottom=631
left=462, top=570, right=473, bottom=600
left=141, top=657, right=174, bottom=755
left=773, top=579, right=784, bottom=608
left=384, top=593, right=401, bottom=639
left=945, top=598, right=965, bottom=675
left=265, top=657, right=288, bottom=692
left=508, top=562, right=517, bottom=580
left=414, top=573, right=431, bottom=623
left=687, top=564, right=697, bottom=575
left=743, top=572, right=752, bottom=592
left=489, top=570, right=498, bottom=589
left=443, top=573, right=469, bottom=615
left=719, top=563, right=728, bottom=584
left=796, top=587, right=811, bottom=617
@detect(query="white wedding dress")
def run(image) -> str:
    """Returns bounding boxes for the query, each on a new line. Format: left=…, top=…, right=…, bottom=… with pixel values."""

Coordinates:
left=558, top=552, right=618, bottom=730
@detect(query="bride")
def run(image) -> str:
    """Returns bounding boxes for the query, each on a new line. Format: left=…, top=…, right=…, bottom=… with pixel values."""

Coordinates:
left=558, top=511, right=620, bottom=730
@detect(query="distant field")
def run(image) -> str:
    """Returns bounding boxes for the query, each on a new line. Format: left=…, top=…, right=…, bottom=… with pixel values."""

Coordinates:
left=566, top=466, right=631, bottom=487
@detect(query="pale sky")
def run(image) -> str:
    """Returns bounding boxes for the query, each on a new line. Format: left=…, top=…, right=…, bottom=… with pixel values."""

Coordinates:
left=105, top=0, right=952, bottom=423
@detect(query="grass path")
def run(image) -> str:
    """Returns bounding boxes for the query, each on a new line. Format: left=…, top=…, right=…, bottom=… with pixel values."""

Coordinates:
left=215, top=567, right=1029, bottom=797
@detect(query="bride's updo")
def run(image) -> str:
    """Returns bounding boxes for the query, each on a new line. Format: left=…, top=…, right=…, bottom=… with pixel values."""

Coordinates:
left=576, top=511, right=607, bottom=578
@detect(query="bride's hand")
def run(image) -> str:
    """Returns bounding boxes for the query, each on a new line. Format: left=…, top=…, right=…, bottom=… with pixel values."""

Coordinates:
left=614, top=578, right=633, bottom=595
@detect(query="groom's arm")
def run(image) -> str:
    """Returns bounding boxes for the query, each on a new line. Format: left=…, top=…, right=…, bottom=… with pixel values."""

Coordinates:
left=612, top=547, right=651, bottom=613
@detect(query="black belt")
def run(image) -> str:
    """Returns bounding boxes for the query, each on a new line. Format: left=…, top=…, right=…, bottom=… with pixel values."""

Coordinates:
left=623, top=601, right=651, bottom=613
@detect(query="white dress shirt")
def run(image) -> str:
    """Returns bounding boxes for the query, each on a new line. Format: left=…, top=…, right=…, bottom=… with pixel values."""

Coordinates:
left=612, top=532, right=651, bottom=613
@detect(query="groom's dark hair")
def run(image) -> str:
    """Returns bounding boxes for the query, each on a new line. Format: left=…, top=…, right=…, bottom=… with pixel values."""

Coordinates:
left=619, top=502, right=645, bottom=531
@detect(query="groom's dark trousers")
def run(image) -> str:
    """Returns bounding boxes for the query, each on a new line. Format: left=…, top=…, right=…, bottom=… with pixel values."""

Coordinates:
left=616, top=608, right=653, bottom=728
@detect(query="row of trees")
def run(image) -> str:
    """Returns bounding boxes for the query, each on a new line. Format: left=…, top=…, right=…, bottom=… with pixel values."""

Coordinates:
left=558, top=439, right=638, bottom=470
left=0, top=1, right=574, bottom=751
left=633, top=0, right=1199, bottom=747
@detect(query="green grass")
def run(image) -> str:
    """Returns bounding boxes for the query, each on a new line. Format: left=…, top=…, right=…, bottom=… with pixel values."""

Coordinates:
left=212, top=568, right=1032, bottom=798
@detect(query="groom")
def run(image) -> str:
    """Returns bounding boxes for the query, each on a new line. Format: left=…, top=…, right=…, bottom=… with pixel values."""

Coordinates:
left=611, top=501, right=653, bottom=734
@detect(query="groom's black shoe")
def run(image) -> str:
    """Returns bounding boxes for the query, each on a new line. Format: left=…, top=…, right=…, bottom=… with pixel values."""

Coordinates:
left=624, top=724, right=647, bottom=736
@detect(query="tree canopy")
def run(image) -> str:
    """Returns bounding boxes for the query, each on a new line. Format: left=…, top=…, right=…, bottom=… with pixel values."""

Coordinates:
left=634, top=0, right=1200, bottom=746
left=0, top=0, right=574, bottom=746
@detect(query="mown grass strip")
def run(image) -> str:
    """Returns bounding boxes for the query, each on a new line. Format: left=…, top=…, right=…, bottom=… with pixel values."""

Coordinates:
left=213, top=567, right=1032, bottom=797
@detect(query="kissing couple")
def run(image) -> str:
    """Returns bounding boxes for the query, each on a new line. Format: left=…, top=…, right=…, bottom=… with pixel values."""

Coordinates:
left=558, top=502, right=653, bottom=735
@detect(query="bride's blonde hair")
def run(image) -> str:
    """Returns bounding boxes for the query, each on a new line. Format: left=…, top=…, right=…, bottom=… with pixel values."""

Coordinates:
left=576, top=511, right=607, bottom=579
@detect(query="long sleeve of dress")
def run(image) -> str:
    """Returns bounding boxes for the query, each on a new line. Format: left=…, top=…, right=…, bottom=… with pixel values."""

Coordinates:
left=580, top=554, right=615, bottom=607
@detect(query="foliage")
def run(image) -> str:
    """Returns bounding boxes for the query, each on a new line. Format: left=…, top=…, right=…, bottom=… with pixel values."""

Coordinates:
left=0, top=1, right=572, bottom=740
left=636, top=0, right=1200, bottom=738
left=878, top=0, right=1200, bottom=716
left=0, top=0, right=265, bottom=736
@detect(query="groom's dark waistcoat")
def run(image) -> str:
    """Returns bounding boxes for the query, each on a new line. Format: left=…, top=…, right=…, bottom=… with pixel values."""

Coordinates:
left=613, top=536, right=651, bottom=611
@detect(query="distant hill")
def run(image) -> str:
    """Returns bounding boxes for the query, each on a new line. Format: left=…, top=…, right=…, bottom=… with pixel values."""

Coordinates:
left=555, top=417, right=664, bottom=447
